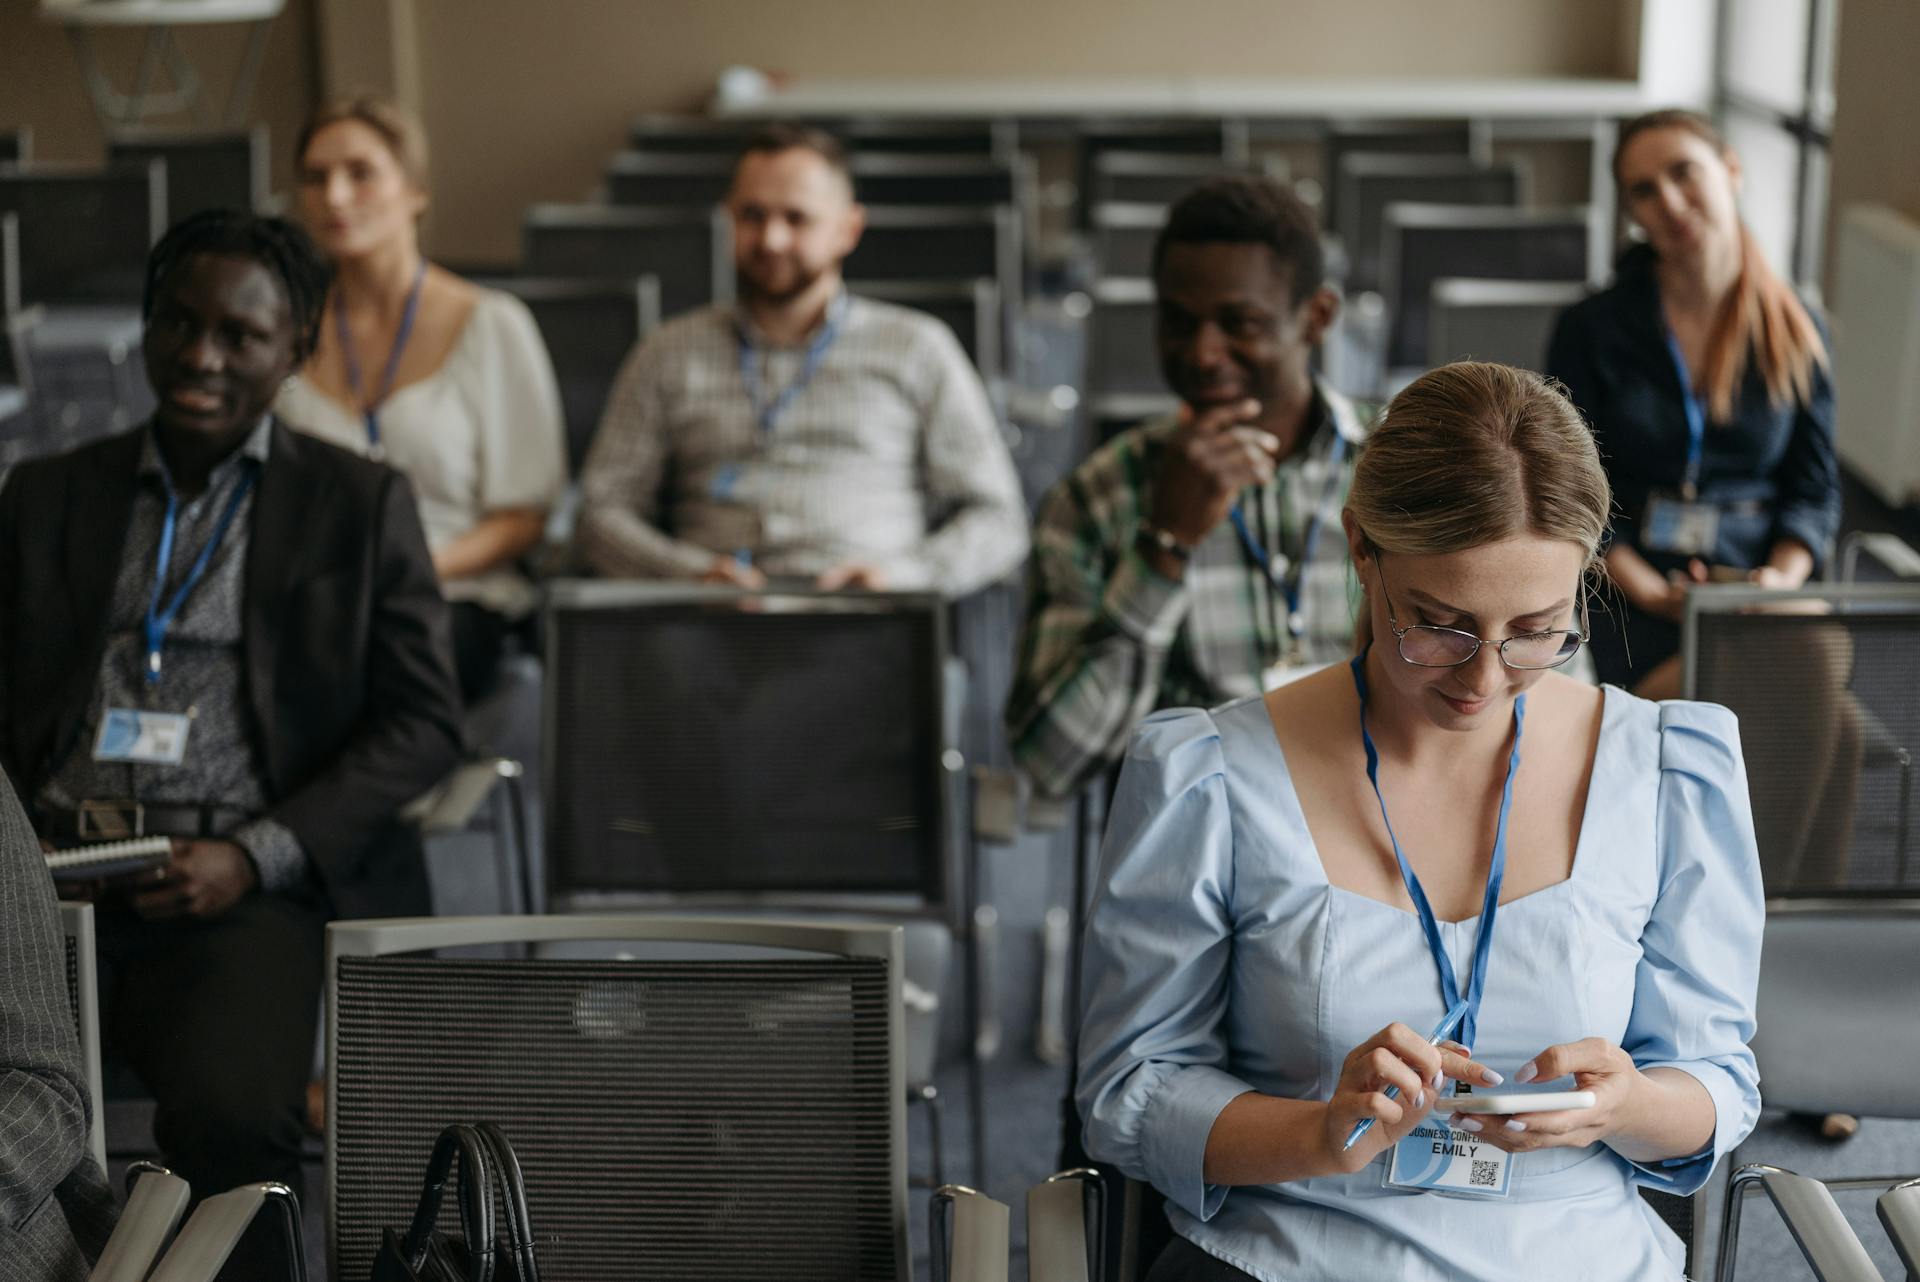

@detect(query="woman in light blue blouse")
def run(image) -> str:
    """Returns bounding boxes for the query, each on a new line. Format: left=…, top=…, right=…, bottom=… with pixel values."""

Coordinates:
left=1077, top=361, right=1764, bottom=1282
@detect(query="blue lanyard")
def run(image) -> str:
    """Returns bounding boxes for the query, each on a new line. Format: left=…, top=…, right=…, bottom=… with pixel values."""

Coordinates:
left=1228, top=432, right=1349, bottom=637
left=144, top=455, right=258, bottom=685
left=737, top=294, right=846, bottom=433
left=337, top=259, right=428, bottom=455
left=1662, top=327, right=1707, bottom=499
left=1349, top=651, right=1526, bottom=1051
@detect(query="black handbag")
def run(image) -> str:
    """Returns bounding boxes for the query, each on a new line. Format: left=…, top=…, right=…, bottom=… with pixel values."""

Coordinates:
left=369, top=1123, right=541, bottom=1282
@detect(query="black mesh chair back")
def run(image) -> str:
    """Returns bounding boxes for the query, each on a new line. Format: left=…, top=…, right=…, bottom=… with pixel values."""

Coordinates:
left=605, top=152, right=734, bottom=208
left=1381, top=203, right=1591, bottom=368
left=837, top=118, right=1017, bottom=161
left=489, top=275, right=659, bottom=472
left=850, top=155, right=1024, bottom=209
left=1320, top=120, right=1475, bottom=225
left=522, top=204, right=729, bottom=321
left=328, top=915, right=907, bottom=1282
left=542, top=584, right=958, bottom=920
left=1427, top=277, right=1590, bottom=372
left=1086, top=152, right=1252, bottom=207
left=0, top=160, right=166, bottom=306
left=1336, top=154, right=1522, bottom=293
left=1086, top=279, right=1175, bottom=433
left=108, top=126, right=269, bottom=219
left=845, top=205, right=1019, bottom=305
left=1684, top=583, right=1920, bottom=897
left=1089, top=202, right=1165, bottom=278
left=856, top=277, right=1001, bottom=381
left=57, top=901, right=107, bottom=1172
left=627, top=114, right=760, bottom=155
left=0, top=127, right=28, bottom=165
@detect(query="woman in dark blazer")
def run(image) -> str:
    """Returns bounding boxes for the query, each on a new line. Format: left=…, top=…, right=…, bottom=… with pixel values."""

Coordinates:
left=1548, top=108, right=1839, bottom=700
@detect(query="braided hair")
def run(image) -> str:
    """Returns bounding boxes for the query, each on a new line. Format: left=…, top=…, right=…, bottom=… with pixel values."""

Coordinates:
left=143, top=209, right=334, bottom=363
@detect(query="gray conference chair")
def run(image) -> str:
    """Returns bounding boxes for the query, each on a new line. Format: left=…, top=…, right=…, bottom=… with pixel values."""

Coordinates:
left=858, top=276, right=1002, bottom=383
left=1085, top=276, right=1176, bottom=438
left=1878, top=1179, right=1920, bottom=1277
left=521, top=203, right=730, bottom=321
left=1686, top=583, right=1920, bottom=1279
left=327, top=914, right=908, bottom=1282
left=57, top=901, right=107, bottom=1173
left=1379, top=202, right=1594, bottom=370
left=626, top=113, right=759, bottom=155
left=838, top=118, right=1018, bottom=161
left=485, top=274, right=660, bottom=472
left=849, top=153, right=1029, bottom=209
left=603, top=150, right=733, bottom=208
left=845, top=203, right=1022, bottom=320
left=1085, top=151, right=1252, bottom=208
left=1088, top=202, right=1165, bottom=279
left=1319, top=119, right=1477, bottom=226
left=108, top=125, right=270, bottom=218
left=931, top=1184, right=1011, bottom=1282
left=1427, top=277, right=1590, bottom=372
left=1717, top=1166, right=1888, bottom=1282
left=0, top=160, right=165, bottom=307
left=1, top=214, right=37, bottom=440
left=1335, top=153, right=1523, bottom=293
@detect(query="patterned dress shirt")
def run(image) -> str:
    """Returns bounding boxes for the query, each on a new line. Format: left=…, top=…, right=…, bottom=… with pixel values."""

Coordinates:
left=575, top=292, right=1029, bottom=597
left=38, top=419, right=308, bottom=892
left=1007, top=382, right=1372, bottom=798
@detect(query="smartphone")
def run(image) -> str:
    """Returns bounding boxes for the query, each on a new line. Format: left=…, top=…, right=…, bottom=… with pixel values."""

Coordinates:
left=1445, top=1090, right=1597, bottom=1115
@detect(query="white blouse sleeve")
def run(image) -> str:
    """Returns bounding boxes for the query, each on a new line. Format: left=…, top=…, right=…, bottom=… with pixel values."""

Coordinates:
left=1076, top=707, right=1254, bottom=1222
left=471, top=291, right=567, bottom=514
left=1615, top=700, right=1765, bottom=1195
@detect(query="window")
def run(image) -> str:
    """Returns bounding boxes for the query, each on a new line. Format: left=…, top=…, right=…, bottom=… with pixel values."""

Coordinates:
left=1717, top=0, right=1837, bottom=291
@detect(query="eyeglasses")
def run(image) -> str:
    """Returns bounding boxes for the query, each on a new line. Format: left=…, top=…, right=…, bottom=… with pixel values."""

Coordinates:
left=1375, top=555, right=1588, bottom=671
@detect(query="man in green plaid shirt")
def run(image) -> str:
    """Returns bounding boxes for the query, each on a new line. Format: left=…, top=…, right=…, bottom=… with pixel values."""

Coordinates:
left=1008, top=179, right=1374, bottom=799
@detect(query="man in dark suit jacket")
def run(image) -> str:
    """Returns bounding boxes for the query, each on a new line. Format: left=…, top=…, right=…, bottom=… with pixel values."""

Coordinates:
left=0, top=768, right=115, bottom=1282
left=0, top=211, right=462, bottom=1241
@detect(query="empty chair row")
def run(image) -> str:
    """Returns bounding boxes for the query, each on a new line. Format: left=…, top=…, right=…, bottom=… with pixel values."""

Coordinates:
left=521, top=202, right=1021, bottom=323
left=606, top=149, right=1036, bottom=211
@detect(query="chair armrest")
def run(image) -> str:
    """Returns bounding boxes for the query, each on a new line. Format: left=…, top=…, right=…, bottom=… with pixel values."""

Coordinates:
left=147, top=1182, right=303, bottom=1282
left=931, top=1184, right=1010, bottom=1282
left=1761, top=1169, right=1886, bottom=1282
left=403, top=756, right=521, bottom=833
left=1029, top=1168, right=1104, bottom=1282
left=1878, top=1179, right=1920, bottom=1279
left=89, top=1166, right=191, bottom=1282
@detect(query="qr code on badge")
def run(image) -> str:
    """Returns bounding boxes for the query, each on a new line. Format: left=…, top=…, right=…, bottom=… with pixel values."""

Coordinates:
left=1470, top=1160, right=1501, bottom=1188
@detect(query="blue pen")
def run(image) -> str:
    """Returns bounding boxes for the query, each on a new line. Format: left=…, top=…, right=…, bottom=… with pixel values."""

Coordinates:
left=1340, top=998, right=1471, bottom=1153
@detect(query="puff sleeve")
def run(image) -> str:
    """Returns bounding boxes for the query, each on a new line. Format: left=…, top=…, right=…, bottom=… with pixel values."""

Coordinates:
left=1616, top=700, right=1765, bottom=1195
left=1076, top=708, right=1251, bottom=1221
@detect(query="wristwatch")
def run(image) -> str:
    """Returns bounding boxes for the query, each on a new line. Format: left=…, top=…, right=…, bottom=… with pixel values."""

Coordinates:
left=1137, top=523, right=1195, bottom=563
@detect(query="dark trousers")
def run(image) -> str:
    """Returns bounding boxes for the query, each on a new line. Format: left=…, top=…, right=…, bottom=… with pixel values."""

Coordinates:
left=450, top=601, right=512, bottom=704
left=97, top=894, right=324, bottom=1241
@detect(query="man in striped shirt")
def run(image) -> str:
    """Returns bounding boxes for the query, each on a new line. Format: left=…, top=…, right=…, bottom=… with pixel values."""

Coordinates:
left=1008, top=178, right=1372, bottom=799
left=577, top=124, right=1028, bottom=598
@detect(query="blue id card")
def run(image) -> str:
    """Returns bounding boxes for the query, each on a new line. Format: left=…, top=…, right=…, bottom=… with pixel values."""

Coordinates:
left=1643, top=494, right=1720, bottom=558
left=93, top=708, right=192, bottom=765
left=1386, top=1102, right=1513, bottom=1199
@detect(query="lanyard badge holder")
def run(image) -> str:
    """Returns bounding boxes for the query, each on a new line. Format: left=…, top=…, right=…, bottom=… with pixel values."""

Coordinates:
left=338, top=260, right=428, bottom=462
left=1351, top=653, right=1525, bottom=1199
left=1642, top=329, right=1720, bottom=558
left=1233, top=434, right=1349, bottom=688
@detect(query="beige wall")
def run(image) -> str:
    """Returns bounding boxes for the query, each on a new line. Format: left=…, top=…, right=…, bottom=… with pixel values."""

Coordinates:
left=0, top=0, right=318, bottom=196
left=1825, top=0, right=1920, bottom=281
left=410, top=0, right=1634, bottom=264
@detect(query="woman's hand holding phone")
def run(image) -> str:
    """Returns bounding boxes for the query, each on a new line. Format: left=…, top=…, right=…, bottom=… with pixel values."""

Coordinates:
left=1322, top=1024, right=1500, bottom=1173
left=1445, top=1037, right=1643, bottom=1153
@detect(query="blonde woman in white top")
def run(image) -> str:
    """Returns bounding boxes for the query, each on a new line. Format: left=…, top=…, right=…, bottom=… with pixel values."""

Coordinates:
left=279, top=96, right=565, bottom=699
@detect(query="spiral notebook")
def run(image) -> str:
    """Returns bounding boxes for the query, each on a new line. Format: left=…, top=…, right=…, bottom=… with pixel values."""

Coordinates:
left=45, top=836, right=172, bottom=882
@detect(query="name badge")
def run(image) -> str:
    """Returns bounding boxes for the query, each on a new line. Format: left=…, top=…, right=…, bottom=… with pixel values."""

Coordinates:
left=93, top=708, right=192, bottom=766
left=1642, top=494, right=1720, bottom=558
left=1386, top=1108, right=1513, bottom=1199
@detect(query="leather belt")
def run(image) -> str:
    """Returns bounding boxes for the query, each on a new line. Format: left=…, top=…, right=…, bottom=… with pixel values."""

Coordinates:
left=42, top=801, right=252, bottom=843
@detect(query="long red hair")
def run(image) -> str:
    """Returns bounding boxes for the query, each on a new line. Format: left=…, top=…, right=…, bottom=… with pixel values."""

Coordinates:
left=1614, top=110, right=1828, bottom=423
